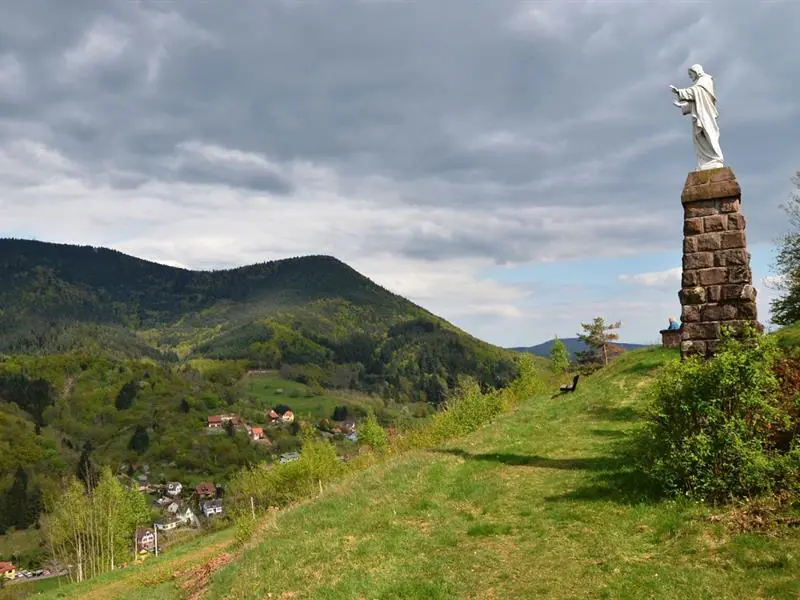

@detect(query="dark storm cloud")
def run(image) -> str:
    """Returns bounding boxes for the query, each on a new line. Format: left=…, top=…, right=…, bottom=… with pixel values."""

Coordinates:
left=0, top=0, right=798, bottom=266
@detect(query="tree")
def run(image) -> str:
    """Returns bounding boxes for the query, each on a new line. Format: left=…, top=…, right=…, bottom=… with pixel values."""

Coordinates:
left=576, top=317, right=623, bottom=369
left=358, top=411, right=388, bottom=450
left=770, top=171, right=800, bottom=325
left=114, top=380, right=139, bottom=411
left=5, top=467, right=29, bottom=530
left=331, top=405, right=349, bottom=421
left=224, top=420, right=236, bottom=438
left=179, top=398, right=190, bottom=413
left=77, top=440, right=99, bottom=491
left=128, top=425, right=150, bottom=454
left=550, top=336, right=570, bottom=373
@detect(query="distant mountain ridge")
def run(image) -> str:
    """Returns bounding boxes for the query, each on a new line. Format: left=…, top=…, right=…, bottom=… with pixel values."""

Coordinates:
left=510, top=337, right=651, bottom=359
left=0, top=237, right=520, bottom=401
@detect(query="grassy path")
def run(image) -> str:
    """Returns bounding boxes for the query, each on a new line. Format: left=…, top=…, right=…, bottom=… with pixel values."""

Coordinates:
left=39, top=348, right=800, bottom=599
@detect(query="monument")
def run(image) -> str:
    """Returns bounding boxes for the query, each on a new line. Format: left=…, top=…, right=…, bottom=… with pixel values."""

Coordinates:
left=671, top=64, right=759, bottom=358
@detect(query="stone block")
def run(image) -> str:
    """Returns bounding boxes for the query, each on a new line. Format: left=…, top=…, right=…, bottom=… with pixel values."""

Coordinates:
left=721, top=231, right=746, bottom=249
left=720, top=284, right=757, bottom=301
left=682, top=270, right=699, bottom=287
left=738, top=302, right=758, bottom=320
left=697, top=233, right=722, bottom=251
left=710, top=169, right=734, bottom=183
left=683, top=237, right=698, bottom=253
left=681, top=340, right=707, bottom=357
left=684, top=200, right=718, bottom=218
left=715, top=249, right=749, bottom=267
left=701, top=305, right=723, bottom=321
left=684, top=218, right=704, bottom=235
left=720, top=198, right=741, bottom=213
left=680, top=287, right=707, bottom=305
left=705, top=340, right=720, bottom=355
left=683, top=321, right=721, bottom=339
left=707, top=286, right=722, bottom=303
left=698, top=267, right=729, bottom=286
left=721, top=305, right=739, bottom=320
left=681, top=305, right=701, bottom=323
left=703, top=215, right=726, bottom=232
left=727, top=214, right=746, bottom=231
left=684, top=252, right=714, bottom=270
left=728, top=265, right=752, bottom=283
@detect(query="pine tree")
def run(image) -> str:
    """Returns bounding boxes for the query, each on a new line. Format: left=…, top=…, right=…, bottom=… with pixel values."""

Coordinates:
left=576, top=317, right=623, bottom=369
left=5, top=467, right=29, bottom=529
left=549, top=336, right=570, bottom=373
left=128, top=425, right=150, bottom=453
left=179, top=398, right=190, bottom=413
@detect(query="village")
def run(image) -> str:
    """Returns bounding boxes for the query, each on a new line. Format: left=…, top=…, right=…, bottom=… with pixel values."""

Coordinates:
left=130, top=404, right=359, bottom=558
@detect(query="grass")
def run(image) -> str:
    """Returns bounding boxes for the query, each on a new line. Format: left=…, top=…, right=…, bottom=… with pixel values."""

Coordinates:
left=35, top=346, right=800, bottom=599
left=0, top=529, right=41, bottom=562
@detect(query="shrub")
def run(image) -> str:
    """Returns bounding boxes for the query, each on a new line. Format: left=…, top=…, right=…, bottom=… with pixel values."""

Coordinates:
left=642, top=325, right=800, bottom=502
left=358, top=410, right=389, bottom=450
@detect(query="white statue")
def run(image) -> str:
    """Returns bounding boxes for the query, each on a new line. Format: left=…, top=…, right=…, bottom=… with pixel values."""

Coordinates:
left=670, top=64, right=724, bottom=171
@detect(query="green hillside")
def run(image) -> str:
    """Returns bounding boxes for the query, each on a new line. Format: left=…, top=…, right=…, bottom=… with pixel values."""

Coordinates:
left=29, top=346, right=799, bottom=600
left=0, top=238, right=518, bottom=400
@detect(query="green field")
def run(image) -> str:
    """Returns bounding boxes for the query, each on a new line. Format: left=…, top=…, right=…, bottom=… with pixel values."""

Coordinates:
left=35, top=346, right=800, bottom=599
left=238, top=372, right=429, bottom=426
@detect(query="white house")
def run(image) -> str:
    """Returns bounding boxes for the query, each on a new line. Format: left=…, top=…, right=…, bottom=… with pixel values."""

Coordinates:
left=156, top=519, right=179, bottom=532
left=179, top=507, right=200, bottom=528
left=167, top=502, right=180, bottom=514
left=166, top=482, right=183, bottom=496
left=201, top=499, right=223, bottom=518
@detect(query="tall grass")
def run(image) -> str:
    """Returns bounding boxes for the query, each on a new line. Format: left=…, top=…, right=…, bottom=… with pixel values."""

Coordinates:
left=226, top=354, right=547, bottom=539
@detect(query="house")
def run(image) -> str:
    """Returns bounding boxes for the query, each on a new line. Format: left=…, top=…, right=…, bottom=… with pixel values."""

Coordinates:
left=268, top=409, right=281, bottom=422
left=155, top=496, right=172, bottom=507
left=166, top=481, right=182, bottom=496
left=0, top=562, right=16, bottom=581
left=207, top=415, right=222, bottom=428
left=196, top=482, right=216, bottom=498
left=135, top=528, right=155, bottom=552
left=281, top=410, right=295, bottom=424
left=167, top=502, right=180, bottom=514
left=249, top=427, right=264, bottom=441
left=345, top=432, right=358, bottom=443
left=341, top=421, right=356, bottom=434
left=156, top=518, right=180, bottom=532
left=201, top=499, right=223, bottom=518
left=279, top=451, right=300, bottom=464
left=179, top=507, right=200, bottom=528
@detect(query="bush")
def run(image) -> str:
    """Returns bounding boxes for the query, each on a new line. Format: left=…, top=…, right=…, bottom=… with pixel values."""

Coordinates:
left=642, top=326, right=800, bottom=502
left=358, top=411, right=389, bottom=450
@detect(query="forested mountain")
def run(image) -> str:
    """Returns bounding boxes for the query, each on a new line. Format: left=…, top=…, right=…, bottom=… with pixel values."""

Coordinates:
left=0, top=238, right=518, bottom=401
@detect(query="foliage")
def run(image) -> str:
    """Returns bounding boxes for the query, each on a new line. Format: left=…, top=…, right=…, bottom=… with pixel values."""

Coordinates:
left=43, top=468, right=150, bottom=582
left=549, top=336, right=570, bottom=374
left=357, top=411, right=389, bottom=450
left=575, top=317, right=623, bottom=371
left=642, top=325, right=800, bottom=501
left=770, top=170, right=800, bottom=325
left=227, top=434, right=344, bottom=514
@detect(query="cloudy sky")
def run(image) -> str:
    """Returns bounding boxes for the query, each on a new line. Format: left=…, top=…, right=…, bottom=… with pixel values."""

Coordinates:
left=1, top=1, right=798, bottom=347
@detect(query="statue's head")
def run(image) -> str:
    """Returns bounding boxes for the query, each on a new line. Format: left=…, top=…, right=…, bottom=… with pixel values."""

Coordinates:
left=688, top=64, right=705, bottom=81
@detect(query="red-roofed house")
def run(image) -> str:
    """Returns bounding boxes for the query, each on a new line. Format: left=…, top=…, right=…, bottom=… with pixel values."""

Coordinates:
left=249, top=427, right=264, bottom=441
left=268, top=409, right=280, bottom=422
left=207, top=415, right=222, bottom=428
left=196, top=482, right=217, bottom=499
left=281, top=410, right=295, bottom=424
left=0, top=562, right=16, bottom=580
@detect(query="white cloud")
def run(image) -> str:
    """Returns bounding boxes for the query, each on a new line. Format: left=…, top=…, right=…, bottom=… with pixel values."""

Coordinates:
left=619, top=268, right=681, bottom=288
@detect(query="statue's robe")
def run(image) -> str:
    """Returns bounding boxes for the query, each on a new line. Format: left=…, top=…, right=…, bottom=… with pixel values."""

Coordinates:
left=674, top=75, right=724, bottom=170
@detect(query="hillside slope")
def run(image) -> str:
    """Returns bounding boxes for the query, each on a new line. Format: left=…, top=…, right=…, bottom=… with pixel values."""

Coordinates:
left=0, top=239, right=518, bottom=400
left=37, top=347, right=799, bottom=600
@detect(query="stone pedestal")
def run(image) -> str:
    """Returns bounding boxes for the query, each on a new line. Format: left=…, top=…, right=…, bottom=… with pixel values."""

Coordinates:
left=660, top=328, right=681, bottom=349
left=679, top=167, right=758, bottom=358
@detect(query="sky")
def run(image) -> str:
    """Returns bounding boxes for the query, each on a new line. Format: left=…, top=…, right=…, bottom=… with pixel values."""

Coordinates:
left=1, top=1, right=798, bottom=347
